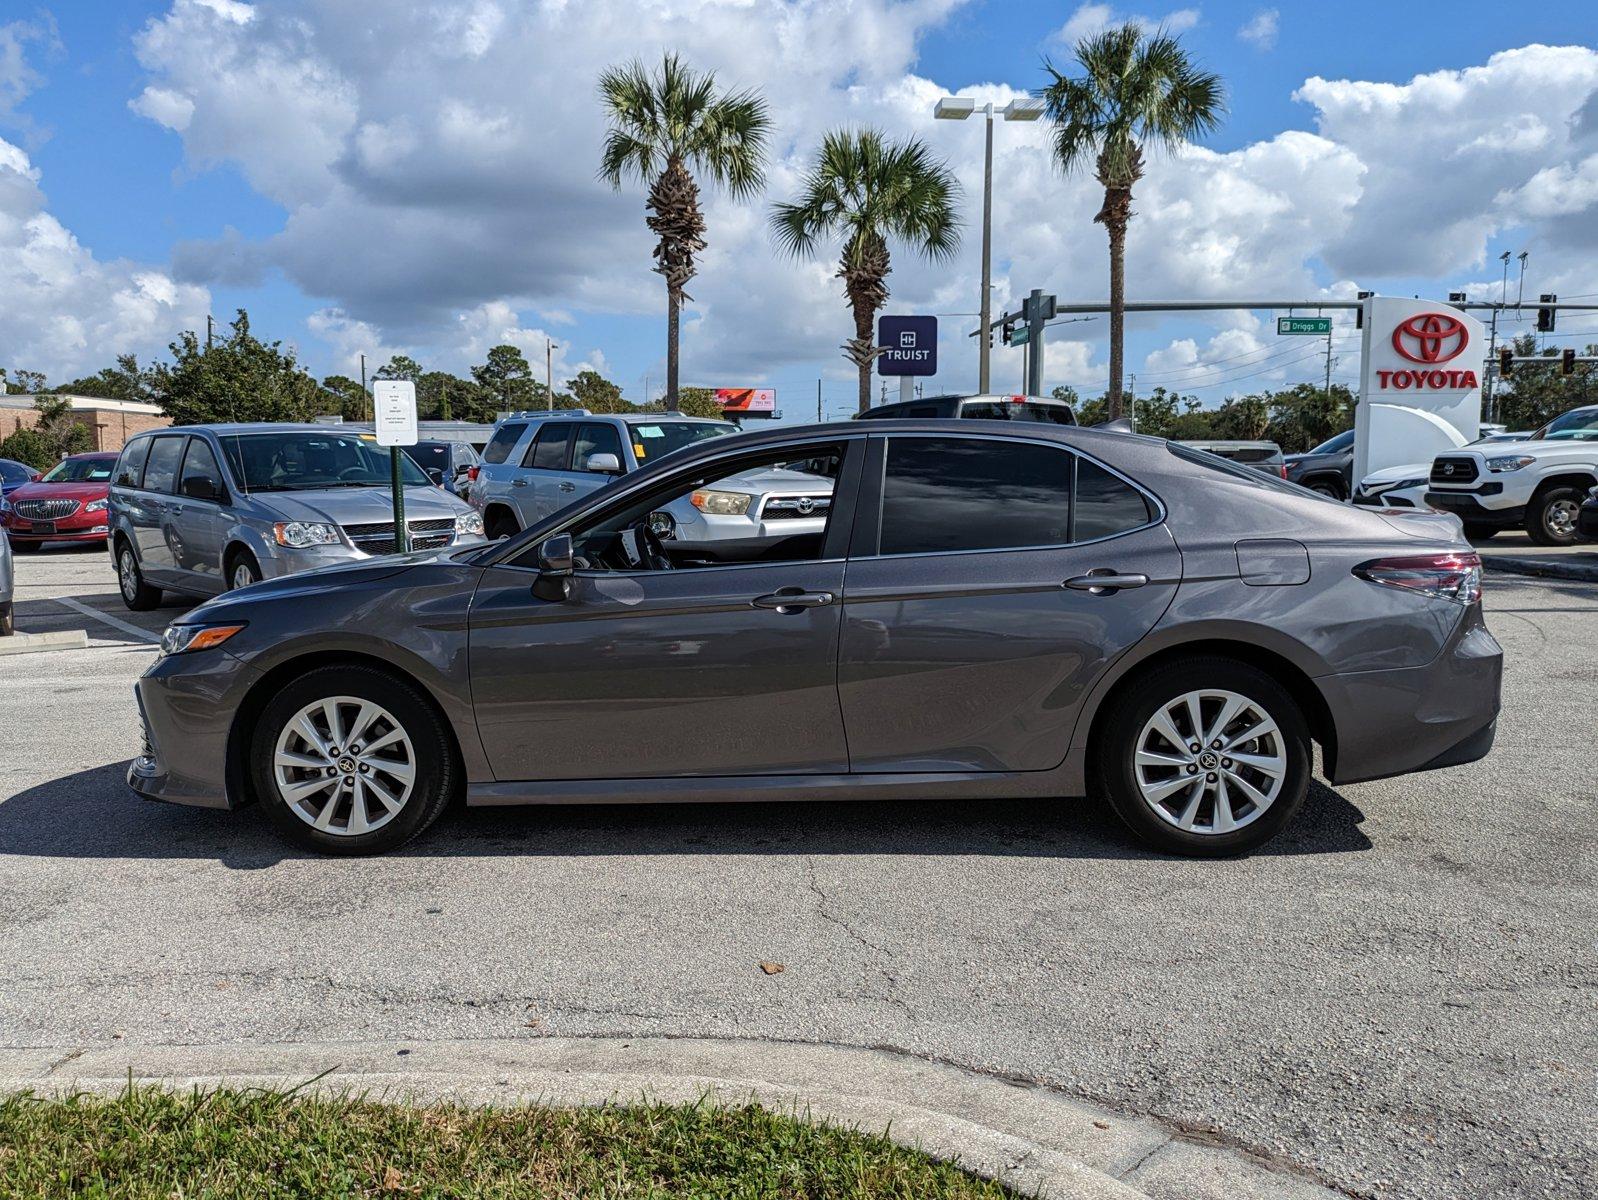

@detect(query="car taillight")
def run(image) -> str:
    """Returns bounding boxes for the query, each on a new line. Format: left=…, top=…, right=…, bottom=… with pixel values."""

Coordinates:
left=467, top=466, right=480, bottom=482
left=1354, top=552, right=1481, bottom=605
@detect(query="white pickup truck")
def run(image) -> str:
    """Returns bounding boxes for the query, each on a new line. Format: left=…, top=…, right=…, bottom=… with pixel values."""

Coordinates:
left=1424, top=403, right=1598, bottom=544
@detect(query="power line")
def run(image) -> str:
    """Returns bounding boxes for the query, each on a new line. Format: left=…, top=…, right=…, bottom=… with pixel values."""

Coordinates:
left=1138, top=340, right=1356, bottom=389
left=1133, top=333, right=1360, bottom=383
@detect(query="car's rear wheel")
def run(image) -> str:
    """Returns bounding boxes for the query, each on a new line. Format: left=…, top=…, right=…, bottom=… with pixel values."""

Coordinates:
left=485, top=508, right=519, bottom=541
left=1525, top=485, right=1585, bottom=546
left=1309, top=480, right=1343, bottom=499
left=116, top=541, right=162, bottom=610
left=1094, top=657, right=1310, bottom=856
left=250, top=664, right=455, bottom=855
left=0, top=599, right=13, bottom=636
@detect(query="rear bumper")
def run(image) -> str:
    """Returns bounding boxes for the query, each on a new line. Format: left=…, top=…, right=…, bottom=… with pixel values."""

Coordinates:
left=1319, top=611, right=1502, bottom=785
left=1578, top=501, right=1598, bottom=541
left=1423, top=491, right=1525, bottom=527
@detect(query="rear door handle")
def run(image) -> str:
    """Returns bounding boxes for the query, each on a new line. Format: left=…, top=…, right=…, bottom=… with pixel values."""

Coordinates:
left=752, top=588, right=835, bottom=612
left=511, top=479, right=528, bottom=488
left=1064, top=571, right=1149, bottom=595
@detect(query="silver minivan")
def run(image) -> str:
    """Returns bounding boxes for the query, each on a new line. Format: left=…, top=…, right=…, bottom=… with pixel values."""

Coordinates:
left=108, top=424, right=486, bottom=610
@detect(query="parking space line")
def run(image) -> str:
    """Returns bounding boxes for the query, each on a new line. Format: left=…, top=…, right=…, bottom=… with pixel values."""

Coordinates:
left=51, top=596, right=162, bottom=644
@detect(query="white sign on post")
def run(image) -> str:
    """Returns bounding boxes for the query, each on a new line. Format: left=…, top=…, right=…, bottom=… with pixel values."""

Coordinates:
left=373, top=380, right=418, bottom=447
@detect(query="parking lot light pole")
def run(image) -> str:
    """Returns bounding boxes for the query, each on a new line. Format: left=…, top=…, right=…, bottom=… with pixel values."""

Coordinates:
left=933, top=95, right=1044, bottom=394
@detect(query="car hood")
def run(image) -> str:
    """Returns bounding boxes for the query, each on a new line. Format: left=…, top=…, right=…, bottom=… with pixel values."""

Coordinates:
left=181, top=546, right=472, bottom=623
left=10, top=480, right=108, bottom=503
left=239, top=485, right=469, bottom=524
left=722, top=467, right=836, bottom=496
left=1360, top=462, right=1430, bottom=485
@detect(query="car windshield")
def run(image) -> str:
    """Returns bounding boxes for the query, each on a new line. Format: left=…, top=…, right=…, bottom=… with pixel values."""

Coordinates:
left=220, top=431, right=431, bottom=491
left=0, top=460, right=34, bottom=483
left=629, top=421, right=738, bottom=463
left=404, top=443, right=451, bottom=471
left=1307, top=429, right=1354, bottom=455
left=40, top=457, right=113, bottom=483
left=1532, top=408, right=1598, bottom=441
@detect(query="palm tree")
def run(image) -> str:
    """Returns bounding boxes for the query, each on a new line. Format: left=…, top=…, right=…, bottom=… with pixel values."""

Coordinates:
left=599, top=53, right=770, bottom=412
left=1041, top=24, right=1224, bottom=418
left=771, top=130, right=960, bottom=413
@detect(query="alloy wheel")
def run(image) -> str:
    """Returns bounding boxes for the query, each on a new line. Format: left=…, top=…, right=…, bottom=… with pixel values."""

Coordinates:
left=271, top=696, right=416, bottom=837
left=232, top=562, right=258, bottom=590
left=118, top=550, right=138, bottom=601
left=1133, top=689, right=1287, bottom=835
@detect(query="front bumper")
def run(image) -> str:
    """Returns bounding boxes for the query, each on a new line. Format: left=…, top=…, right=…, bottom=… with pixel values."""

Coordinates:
left=1318, top=607, right=1503, bottom=785
left=257, top=532, right=487, bottom=580
left=3, top=516, right=110, bottom=543
left=1422, top=490, right=1525, bottom=527
left=127, top=648, right=258, bottom=810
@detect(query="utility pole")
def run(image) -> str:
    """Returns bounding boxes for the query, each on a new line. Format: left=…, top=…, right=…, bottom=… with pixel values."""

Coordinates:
left=1483, top=307, right=1501, bottom=426
left=1323, top=326, right=1334, bottom=408
left=816, top=378, right=822, bottom=423
left=545, top=339, right=557, bottom=411
left=1128, top=373, right=1136, bottom=432
left=205, top=315, right=214, bottom=352
left=979, top=103, right=994, bottom=392
left=359, top=353, right=368, bottom=422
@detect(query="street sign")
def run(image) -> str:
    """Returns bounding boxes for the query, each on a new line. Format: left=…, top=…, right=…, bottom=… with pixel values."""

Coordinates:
left=373, top=380, right=418, bottom=446
left=877, top=315, right=938, bottom=376
left=1278, top=316, right=1332, bottom=335
left=1010, top=324, right=1031, bottom=347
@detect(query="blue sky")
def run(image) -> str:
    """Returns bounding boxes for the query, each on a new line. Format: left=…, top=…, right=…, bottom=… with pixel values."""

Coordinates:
left=5, top=0, right=1598, bottom=421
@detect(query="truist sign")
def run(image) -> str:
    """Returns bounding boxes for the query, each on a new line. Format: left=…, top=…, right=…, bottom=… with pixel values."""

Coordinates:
left=1354, top=296, right=1485, bottom=481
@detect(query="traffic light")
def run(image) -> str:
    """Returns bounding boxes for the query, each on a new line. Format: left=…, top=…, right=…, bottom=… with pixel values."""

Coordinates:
left=1562, top=347, right=1576, bottom=375
left=1355, top=290, right=1374, bottom=329
left=1499, top=348, right=1513, bottom=378
left=1001, top=316, right=1015, bottom=346
left=1538, top=294, right=1557, bottom=333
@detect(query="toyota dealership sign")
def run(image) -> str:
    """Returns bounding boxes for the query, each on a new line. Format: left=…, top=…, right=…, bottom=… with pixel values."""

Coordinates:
left=1355, top=296, right=1485, bottom=481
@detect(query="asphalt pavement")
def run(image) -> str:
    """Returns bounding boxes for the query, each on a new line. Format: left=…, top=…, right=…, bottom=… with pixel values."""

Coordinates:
left=0, top=545, right=1594, bottom=1200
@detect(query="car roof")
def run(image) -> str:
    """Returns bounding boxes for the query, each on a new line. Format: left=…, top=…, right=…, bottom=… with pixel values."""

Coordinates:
left=496, top=411, right=734, bottom=426
left=68, top=450, right=120, bottom=459
left=132, top=423, right=372, bottom=438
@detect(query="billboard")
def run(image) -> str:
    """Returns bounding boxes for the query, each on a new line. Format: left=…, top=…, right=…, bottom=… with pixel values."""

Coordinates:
left=714, top=387, right=777, bottom=417
left=877, top=315, right=938, bottom=377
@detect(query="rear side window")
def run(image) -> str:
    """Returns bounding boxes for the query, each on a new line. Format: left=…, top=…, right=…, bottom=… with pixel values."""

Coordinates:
left=1074, top=458, right=1153, bottom=541
left=141, top=437, right=186, bottom=494
left=482, top=423, right=527, bottom=465
left=573, top=423, right=625, bottom=471
left=114, top=439, right=150, bottom=488
left=879, top=438, right=1072, bottom=556
left=526, top=423, right=574, bottom=470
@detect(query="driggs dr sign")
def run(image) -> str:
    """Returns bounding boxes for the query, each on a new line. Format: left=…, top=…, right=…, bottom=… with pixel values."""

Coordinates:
left=1354, top=296, right=1485, bottom=481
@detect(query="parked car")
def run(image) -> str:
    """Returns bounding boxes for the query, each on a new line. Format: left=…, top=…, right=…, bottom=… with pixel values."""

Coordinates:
left=1283, top=429, right=1354, bottom=497
left=0, top=451, right=118, bottom=551
left=1177, top=440, right=1287, bottom=479
left=0, top=524, right=12, bottom=636
left=1425, top=403, right=1598, bottom=544
left=403, top=439, right=480, bottom=496
left=107, top=424, right=485, bottom=610
left=0, top=457, right=39, bottom=499
left=130, top=419, right=1500, bottom=859
left=468, top=410, right=740, bottom=539
left=1351, top=462, right=1431, bottom=512
left=1577, top=485, right=1598, bottom=543
left=855, top=393, right=1077, bottom=423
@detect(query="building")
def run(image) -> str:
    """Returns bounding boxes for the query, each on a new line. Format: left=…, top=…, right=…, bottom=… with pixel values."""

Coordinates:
left=0, top=394, right=170, bottom=452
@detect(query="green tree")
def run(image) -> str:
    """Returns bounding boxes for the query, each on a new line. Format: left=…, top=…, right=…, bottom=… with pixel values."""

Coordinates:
left=375, top=355, right=423, bottom=382
left=1261, top=382, right=1355, bottom=453
left=319, top=375, right=369, bottom=421
left=1041, top=24, right=1224, bottom=419
left=0, top=426, right=54, bottom=471
left=1494, top=334, right=1598, bottom=431
left=772, top=129, right=961, bottom=412
left=2, top=368, right=47, bottom=395
left=470, top=345, right=537, bottom=415
left=568, top=369, right=634, bottom=413
left=673, top=387, right=725, bottom=419
left=60, top=354, right=155, bottom=403
left=0, top=395, right=92, bottom=469
left=600, top=53, right=771, bottom=412
left=151, top=310, right=322, bottom=426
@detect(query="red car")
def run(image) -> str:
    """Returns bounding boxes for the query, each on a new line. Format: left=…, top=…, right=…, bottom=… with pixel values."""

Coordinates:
left=0, top=451, right=119, bottom=551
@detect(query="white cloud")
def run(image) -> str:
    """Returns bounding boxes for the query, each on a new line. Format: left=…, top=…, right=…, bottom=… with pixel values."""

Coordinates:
left=1237, top=8, right=1278, bottom=51
left=1055, top=3, right=1199, bottom=46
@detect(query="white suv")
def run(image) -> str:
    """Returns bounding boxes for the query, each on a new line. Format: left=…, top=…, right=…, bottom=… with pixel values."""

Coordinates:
left=1424, top=404, right=1598, bottom=544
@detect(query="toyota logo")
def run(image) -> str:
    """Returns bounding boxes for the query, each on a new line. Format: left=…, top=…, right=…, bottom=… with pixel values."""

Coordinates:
left=795, top=497, right=815, bottom=515
left=1443, top=464, right=1456, bottom=475
left=1392, top=313, right=1469, bottom=364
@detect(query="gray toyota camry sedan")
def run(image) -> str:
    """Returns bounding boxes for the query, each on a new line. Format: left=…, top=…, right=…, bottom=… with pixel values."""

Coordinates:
left=129, top=420, right=1502, bottom=857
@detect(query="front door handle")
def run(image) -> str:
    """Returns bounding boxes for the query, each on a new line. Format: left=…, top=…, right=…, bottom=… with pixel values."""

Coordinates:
left=511, top=479, right=528, bottom=488
left=558, top=481, right=577, bottom=493
left=1064, top=570, right=1149, bottom=595
left=752, top=588, right=835, bottom=613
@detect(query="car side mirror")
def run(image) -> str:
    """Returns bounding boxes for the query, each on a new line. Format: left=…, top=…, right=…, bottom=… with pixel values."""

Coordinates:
left=585, top=452, right=621, bottom=474
left=531, top=533, right=574, bottom=601
left=182, top=476, right=221, bottom=502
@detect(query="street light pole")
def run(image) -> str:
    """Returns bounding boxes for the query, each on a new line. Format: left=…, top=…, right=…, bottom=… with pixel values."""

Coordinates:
left=545, top=339, right=557, bottom=411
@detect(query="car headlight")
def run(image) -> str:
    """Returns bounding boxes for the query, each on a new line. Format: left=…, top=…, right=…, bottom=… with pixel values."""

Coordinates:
left=84, top=497, right=108, bottom=513
left=454, top=510, right=484, bottom=537
left=160, top=622, right=246, bottom=656
left=690, top=488, right=751, bottom=515
left=273, top=521, right=341, bottom=548
left=0, top=497, right=9, bottom=515
left=1485, top=455, right=1535, bottom=473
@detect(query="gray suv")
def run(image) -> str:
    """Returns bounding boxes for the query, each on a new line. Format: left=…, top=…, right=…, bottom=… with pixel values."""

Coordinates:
left=469, top=410, right=738, bottom=539
left=108, top=424, right=486, bottom=610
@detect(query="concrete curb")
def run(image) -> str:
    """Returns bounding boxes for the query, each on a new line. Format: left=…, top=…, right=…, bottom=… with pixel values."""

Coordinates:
left=0, top=628, right=89, bottom=655
left=0, top=1035, right=1345, bottom=1200
left=1480, top=554, right=1598, bottom=583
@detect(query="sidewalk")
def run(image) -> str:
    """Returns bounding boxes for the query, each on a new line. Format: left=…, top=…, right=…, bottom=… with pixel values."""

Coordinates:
left=1472, top=532, right=1598, bottom=582
left=0, top=1035, right=1348, bottom=1200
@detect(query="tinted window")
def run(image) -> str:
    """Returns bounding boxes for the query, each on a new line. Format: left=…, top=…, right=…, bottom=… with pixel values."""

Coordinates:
left=482, top=422, right=527, bottom=464
left=41, top=457, right=116, bottom=483
left=141, top=437, right=186, bottom=494
left=574, top=422, right=625, bottom=471
left=0, top=459, right=32, bottom=484
left=526, top=423, right=573, bottom=470
left=1074, top=458, right=1153, bottom=541
left=404, top=442, right=451, bottom=471
left=219, top=432, right=428, bottom=491
left=959, top=400, right=1077, bottom=425
left=113, top=440, right=150, bottom=488
left=1308, top=429, right=1354, bottom=455
left=178, top=438, right=224, bottom=498
left=1167, top=442, right=1310, bottom=498
left=879, top=438, right=1072, bottom=556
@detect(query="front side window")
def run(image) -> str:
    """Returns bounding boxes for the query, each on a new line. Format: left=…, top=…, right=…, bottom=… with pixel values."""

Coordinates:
left=113, top=440, right=150, bottom=488
left=41, top=457, right=115, bottom=484
left=219, top=432, right=429, bottom=492
left=526, top=423, right=573, bottom=470
left=574, top=423, right=625, bottom=472
left=879, top=438, right=1072, bottom=556
left=179, top=439, right=224, bottom=498
left=141, top=438, right=187, bottom=494
left=482, top=423, right=527, bottom=464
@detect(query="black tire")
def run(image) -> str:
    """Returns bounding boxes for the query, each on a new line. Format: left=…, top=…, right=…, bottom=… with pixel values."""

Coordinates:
left=10, top=539, right=39, bottom=553
left=0, top=600, right=13, bottom=637
left=1092, top=656, right=1311, bottom=857
left=485, top=508, right=519, bottom=541
left=115, top=541, right=162, bottom=611
left=1524, top=485, right=1586, bottom=546
left=1462, top=522, right=1498, bottom=541
left=1309, top=480, right=1343, bottom=499
left=225, top=548, right=262, bottom=591
left=249, top=664, right=456, bottom=855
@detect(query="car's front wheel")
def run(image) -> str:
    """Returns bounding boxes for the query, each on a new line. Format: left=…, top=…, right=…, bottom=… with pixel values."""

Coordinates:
left=227, top=549, right=262, bottom=591
left=1094, top=657, right=1311, bottom=856
left=250, top=664, right=456, bottom=855
left=1525, top=485, right=1585, bottom=546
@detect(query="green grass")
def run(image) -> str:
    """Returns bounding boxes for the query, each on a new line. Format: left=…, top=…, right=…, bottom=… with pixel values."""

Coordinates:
left=0, top=1085, right=1017, bottom=1199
